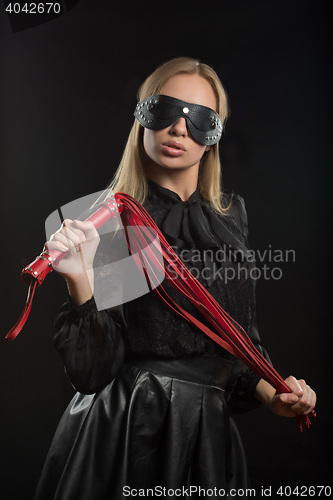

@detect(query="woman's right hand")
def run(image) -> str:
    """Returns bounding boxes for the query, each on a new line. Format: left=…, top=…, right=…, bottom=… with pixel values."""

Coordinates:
left=44, top=219, right=100, bottom=283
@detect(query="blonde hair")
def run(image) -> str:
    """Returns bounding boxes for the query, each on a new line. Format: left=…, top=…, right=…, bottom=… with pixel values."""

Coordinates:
left=106, top=57, right=230, bottom=213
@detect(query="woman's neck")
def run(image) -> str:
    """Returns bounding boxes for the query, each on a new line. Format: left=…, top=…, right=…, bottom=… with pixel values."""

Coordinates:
left=145, top=166, right=199, bottom=202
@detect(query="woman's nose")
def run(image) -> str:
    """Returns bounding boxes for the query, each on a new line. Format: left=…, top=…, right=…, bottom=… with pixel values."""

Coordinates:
left=169, top=117, right=188, bottom=137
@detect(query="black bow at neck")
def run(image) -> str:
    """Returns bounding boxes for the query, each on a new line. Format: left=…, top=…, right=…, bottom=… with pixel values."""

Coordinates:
left=146, top=180, right=250, bottom=287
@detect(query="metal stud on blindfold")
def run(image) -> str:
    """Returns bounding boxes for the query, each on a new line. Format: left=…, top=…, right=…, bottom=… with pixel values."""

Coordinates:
left=134, top=95, right=223, bottom=146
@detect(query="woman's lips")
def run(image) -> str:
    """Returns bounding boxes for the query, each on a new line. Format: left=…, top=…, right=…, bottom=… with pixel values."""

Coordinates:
left=161, top=141, right=186, bottom=157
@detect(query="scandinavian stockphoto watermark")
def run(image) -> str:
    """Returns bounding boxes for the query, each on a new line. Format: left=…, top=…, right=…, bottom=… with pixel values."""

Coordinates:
left=166, top=245, right=296, bottom=284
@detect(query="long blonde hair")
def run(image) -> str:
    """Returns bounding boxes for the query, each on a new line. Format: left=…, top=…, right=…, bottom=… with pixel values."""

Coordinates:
left=107, top=57, right=230, bottom=213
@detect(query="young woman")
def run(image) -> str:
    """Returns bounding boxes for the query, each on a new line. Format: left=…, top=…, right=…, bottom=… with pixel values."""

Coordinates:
left=34, top=57, right=316, bottom=499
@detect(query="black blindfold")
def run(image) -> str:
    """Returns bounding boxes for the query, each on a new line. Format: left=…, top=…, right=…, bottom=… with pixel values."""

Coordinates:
left=134, top=95, right=223, bottom=146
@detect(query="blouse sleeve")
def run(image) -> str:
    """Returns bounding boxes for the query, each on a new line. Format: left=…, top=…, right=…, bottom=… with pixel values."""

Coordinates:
left=226, top=195, right=273, bottom=413
left=53, top=297, right=126, bottom=395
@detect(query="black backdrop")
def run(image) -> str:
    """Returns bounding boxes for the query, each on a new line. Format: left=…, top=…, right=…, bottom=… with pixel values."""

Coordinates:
left=0, top=1, right=331, bottom=499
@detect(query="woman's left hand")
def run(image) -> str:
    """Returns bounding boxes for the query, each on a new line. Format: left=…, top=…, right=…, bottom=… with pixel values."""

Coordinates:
left=270, top=376, right=316, bottom=418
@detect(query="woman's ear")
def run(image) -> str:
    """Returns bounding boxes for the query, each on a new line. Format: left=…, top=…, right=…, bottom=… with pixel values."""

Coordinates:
left=205, top=146, right=211, bottom=152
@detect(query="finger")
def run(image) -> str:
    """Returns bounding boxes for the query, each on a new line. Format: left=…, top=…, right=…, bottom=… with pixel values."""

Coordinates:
left=292, top=378, right=308, bottom=412
left=44, top=239, right=70, bottom=253
left=275, top=392, right=299, bottom=406
left=293, top=385, right=316, bottom=415
left=284, top=375, right=304, bottom=398
left=60, top=225, right=87, bottom=254
left=298, top=380, right=316, bottom=407
left=73, top=220, right=99, bottom=240
left=275, top=376, right=305, bottom=407
left=287, top=380, right=316, bottom=415
left=62, top=220, right=87, bottom=243
left=309, top=387, right=317, bottom=408
left=50, top=230, right=78, bottom=250
left=48, top=233, right=77, bottom=257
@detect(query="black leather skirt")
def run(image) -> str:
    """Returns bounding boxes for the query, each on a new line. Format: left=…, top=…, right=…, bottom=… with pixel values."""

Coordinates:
left=34, top=356, right=249, bottom=500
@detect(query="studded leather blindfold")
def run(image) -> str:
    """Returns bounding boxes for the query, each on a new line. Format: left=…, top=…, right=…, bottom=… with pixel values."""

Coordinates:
left=134, top=95, right=223, bottom=146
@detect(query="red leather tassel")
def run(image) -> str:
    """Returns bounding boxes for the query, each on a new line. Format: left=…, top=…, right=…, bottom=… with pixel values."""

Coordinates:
left=116, top=193, right=316, bottom=431
left=5, top=192, right=316, bottom=431
left=5, top=281, right=38, bottom=341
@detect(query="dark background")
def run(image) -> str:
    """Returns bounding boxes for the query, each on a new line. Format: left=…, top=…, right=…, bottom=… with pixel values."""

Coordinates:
left=0, top=1, right=331, bottom=498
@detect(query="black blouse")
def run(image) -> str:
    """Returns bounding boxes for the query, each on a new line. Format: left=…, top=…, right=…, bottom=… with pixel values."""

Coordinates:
left=54, top=180, right=271, bottom=410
